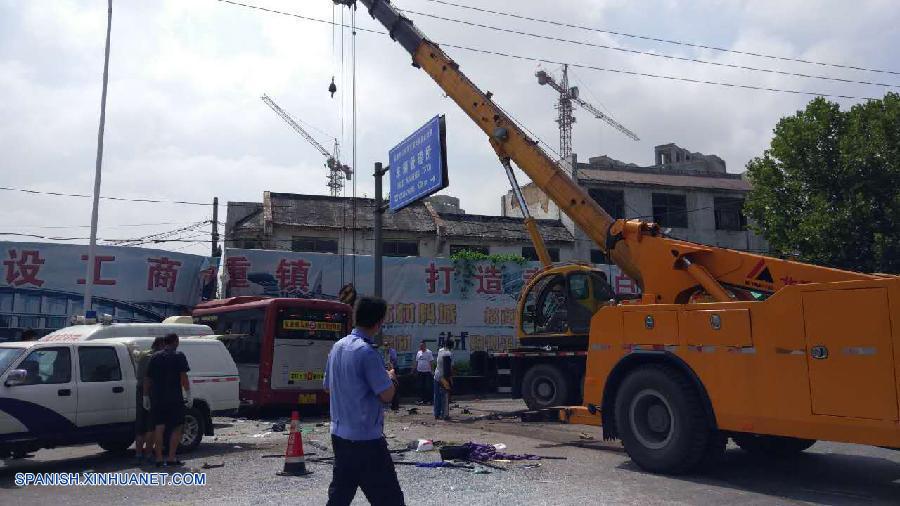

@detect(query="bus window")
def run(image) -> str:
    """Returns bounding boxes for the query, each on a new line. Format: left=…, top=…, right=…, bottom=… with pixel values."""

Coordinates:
left=211, top=310, right=264, bottom=365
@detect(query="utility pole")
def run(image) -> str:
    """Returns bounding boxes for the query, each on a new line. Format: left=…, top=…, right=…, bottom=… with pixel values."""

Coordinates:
left=84, top=0, right=113, bottom=315
left=212, top=197, right=220, bottom=257
left=373, top=162, right=389, bottom=298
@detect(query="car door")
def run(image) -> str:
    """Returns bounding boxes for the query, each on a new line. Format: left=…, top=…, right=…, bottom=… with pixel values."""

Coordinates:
left=0, top=346, right=77, bottom=437
left=75, top=345, right=129, bottom=427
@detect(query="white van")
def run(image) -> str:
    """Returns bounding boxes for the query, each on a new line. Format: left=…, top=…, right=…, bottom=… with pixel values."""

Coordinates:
left=0, top=324, right=238, bottom=459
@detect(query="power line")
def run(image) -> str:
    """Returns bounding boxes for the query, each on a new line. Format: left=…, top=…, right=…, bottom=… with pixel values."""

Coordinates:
left=215, top=0, right=877, bottom=100
left=421, top=0, right=900, bottom=77
left=0, top=221, right=209, bottom=230
left=441, top=43, right=876, bottom=101
left=399, top=7, right=900, bottom=90
left=0, top=186, right=214, bottom=206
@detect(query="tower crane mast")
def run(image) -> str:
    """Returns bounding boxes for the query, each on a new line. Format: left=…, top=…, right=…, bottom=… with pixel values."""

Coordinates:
left=261, top=94, right=353, bottom=196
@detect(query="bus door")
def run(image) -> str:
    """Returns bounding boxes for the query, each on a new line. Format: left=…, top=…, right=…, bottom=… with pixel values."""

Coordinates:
left=272, top=307, right=346, bottom=402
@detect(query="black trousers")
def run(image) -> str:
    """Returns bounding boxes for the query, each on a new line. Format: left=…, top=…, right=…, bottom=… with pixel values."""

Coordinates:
left=390, top=379, right=400, bottom=411
left=327, top=435, right=405, bottom=506
left=417, top=372, right=432, bottom=403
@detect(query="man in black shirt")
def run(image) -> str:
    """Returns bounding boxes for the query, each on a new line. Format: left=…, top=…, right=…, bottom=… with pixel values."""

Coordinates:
left=144, top=333, right=191, bottom=467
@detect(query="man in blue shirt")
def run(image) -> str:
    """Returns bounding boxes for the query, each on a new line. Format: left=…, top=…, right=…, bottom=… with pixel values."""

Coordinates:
left=323, top=296, right=404, bottom=506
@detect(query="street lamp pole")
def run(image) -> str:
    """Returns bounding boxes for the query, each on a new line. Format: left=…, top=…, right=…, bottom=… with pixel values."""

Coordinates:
left=83, top=0, right=113, bottom=314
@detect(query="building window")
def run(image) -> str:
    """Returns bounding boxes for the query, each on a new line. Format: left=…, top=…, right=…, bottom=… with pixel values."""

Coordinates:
left=449, top=245, right=488, bottom=255
left=241, top=239, right=258, bottom=249
left=522, top=247, right=560, bottom=262
left=714, top=197, right=747, bottom=231
left=587, top=188, right=625, bottom=219
left=590, top=249, right=610, bottom=264
left=652, top=193, right=688, bottom=228
left=383, top=240, right=419, bottom=257
left=291, top=237, right=339, bottom=254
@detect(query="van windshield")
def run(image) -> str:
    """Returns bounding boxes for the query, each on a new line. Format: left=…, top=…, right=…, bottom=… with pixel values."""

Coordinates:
left=0, top=347, right=25, bottom=375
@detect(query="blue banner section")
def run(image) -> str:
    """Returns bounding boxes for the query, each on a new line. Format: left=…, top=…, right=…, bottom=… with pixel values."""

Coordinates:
left=389, top=115, right=448, bottom=211
left=0, top=242, right=215, bottom=340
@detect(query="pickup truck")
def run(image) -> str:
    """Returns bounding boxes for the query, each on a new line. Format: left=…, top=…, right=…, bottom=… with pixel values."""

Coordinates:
left=0, top=337, right=239, bottom=459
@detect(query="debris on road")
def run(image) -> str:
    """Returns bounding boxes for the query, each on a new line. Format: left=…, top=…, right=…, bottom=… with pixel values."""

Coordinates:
left=271, top=422, right=286, bottom=432
left=579, top=432, right=594, bottom=440
left=201, top=462, right=225, bottom=469
left=416, top=439, right=434, bottom=452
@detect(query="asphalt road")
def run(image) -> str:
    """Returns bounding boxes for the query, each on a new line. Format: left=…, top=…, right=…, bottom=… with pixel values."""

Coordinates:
left=2, top=398, right=898, bottom=505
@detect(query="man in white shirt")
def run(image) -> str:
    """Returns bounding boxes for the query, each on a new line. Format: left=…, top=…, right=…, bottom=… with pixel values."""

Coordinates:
left=433, top=340, right=453, bottom=420
left=414, top=342, right=434, bottom=405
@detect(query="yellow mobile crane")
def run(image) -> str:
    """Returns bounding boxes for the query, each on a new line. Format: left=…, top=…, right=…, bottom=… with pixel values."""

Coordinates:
left=339, top=0, right=900, bottom=474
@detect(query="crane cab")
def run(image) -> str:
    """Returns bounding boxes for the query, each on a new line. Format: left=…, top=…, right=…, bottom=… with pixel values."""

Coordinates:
left=517, top=264, right=617, bottom=349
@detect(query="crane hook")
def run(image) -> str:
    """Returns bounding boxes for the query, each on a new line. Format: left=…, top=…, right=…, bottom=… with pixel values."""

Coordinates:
left=328, top=76, right=337, bottom=98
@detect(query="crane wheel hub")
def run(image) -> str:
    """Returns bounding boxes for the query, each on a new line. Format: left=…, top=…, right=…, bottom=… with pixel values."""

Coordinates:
left=629, top=389, right=675, bottom=450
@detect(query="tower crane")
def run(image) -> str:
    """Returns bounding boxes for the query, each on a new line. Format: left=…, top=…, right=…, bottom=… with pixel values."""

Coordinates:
left=536, top=64, right=639, bottom=160
left=261, top=94, right=352, bottom=196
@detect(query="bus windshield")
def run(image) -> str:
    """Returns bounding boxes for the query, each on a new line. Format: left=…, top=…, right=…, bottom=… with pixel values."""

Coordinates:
left=276, top=307, right=347, bottom=341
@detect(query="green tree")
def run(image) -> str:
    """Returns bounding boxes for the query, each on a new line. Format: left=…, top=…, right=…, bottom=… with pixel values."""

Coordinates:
left=745, top=93, right=900, bottom=273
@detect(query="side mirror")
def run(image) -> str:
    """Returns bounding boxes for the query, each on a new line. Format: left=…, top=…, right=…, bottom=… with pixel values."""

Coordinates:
left=5, top=369, right=28, bottom=387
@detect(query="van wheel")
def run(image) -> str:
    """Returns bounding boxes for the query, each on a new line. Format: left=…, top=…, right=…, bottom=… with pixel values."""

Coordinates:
left=99, top=437, right=134, bottom=454
left=522, top=364, right=570, bottom=410
left=732, top=434, right=816, bottom=456
left=614, top=364, right=712, bottom=474
left=179, top=407, right=205, bottom=453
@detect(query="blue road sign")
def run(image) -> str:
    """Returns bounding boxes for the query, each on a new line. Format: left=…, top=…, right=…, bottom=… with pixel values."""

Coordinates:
left=389, top=115, right=448, bottom=212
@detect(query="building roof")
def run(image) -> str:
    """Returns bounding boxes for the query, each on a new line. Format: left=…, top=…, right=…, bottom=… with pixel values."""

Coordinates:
left=266, top=193, right=436, bottom=232
left=228, top=192, right=573, bottom=244
left=438, top=213, right=572, bottom=243
left=577, top=167, right=751, bottom=192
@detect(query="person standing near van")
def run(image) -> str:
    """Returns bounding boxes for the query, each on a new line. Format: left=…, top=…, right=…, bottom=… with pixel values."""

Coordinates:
left=144, top=333, right=191, bottom=467
left=135, top=337, right=165, bottom=463
left=414, top=342, right=434, bottom=405
left=323, top=296, right=405, bottom=506
left=433, top=339, right=453, bottom=421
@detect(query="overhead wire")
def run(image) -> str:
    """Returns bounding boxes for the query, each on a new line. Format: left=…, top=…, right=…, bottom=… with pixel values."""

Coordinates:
left=214, top=0, right=878, bottom=101
left=420, top=0, right=900, bottom=77
left=399, top=7, right=900, bottom=90
left=0, top=185, right=214, bottom=205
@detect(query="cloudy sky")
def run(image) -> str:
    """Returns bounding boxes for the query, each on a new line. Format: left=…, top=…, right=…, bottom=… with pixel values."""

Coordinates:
left=2, top=0, right=898, bottom=255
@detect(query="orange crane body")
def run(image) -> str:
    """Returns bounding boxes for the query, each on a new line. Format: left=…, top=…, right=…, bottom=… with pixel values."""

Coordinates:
left=346, top=0, right=900, bottom=472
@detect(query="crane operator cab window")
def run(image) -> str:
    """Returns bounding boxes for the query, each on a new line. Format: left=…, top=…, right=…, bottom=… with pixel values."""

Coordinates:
left=522, top=271, right=617, bottom=336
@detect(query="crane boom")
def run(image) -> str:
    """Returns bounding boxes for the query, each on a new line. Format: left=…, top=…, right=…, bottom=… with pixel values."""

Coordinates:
left=345, top=0, right=879, bottom=303
left=261, top=94, right=331, bottom=158
left=572, top=97, right=640, bottom=142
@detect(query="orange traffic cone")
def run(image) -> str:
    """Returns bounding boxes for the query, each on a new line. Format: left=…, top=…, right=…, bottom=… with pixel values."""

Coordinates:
left=277, top=411, right=312, bottom=476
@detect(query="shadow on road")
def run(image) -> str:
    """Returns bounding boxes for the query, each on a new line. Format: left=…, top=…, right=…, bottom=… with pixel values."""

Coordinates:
left=618, top=448, right=900, bottom=505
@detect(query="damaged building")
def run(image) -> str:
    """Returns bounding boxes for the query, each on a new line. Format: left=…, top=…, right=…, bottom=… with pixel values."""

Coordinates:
left=502, top=143, right=768, bottom=262
left=225, top=192, right=575, bottom=261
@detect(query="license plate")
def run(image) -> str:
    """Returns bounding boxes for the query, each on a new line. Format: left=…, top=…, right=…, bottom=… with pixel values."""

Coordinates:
left=298, top=393, right=316, bottom=404
left=290, top=371, right=325, bottom=382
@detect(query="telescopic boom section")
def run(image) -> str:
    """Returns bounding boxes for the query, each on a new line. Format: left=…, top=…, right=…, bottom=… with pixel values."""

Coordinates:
left=349, top=0, right=880, bottom=303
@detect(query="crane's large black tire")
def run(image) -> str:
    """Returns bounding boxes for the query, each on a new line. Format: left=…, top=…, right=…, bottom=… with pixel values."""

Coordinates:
left=522, top=364, right=570, bottom=410
left=732, top=434, right=816, bottom=457
left=614, top=364, right=713, bottom=474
